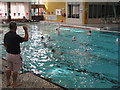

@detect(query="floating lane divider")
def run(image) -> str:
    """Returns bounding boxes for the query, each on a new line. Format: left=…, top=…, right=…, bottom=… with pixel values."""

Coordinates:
left=60, top=25, right=91, bottom=30
left=60, top=24, right=120, bottom=34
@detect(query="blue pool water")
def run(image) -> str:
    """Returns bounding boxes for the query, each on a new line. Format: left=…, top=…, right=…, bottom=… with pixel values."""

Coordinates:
left=0, top=23, right=119, bottom=88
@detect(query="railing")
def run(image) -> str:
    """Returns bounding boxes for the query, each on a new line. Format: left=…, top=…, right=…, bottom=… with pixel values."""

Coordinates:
left=100, top=16, right=120, bottom=24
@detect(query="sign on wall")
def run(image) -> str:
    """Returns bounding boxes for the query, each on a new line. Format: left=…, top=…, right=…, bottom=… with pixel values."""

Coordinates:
left=46, top=15, right=57, bottom=20
left=56, top=9, right=61, bottom=15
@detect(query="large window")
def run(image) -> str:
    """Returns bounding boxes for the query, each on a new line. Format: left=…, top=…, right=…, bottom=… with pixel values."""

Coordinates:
left=89, top=3, right=120, bottom=18
left=31, top=0, right=45, bottom=4
left=0, top=2, right=29, bottom=19
left=68, top=3, right=80, bottom=18
left=0, top=2, right=7, bottom=19
left=31, top=0, right=45, bottom=16
left=116, top=4, right=120, bottom=17
left=11, top=3, right=29, bottom=19
left=31, top=8, right=44, bottom=16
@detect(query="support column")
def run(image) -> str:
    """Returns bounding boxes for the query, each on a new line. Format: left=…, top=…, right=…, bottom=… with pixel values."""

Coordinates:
left=7, top=2, right=11, bottom=22
left=29, top=2, right=32, bottom=20
left=113, top=3, right=117, bottom=18
left=82, top=2, right=88, bottom=24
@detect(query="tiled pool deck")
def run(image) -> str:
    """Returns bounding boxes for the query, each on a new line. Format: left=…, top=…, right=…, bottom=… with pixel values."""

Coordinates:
left=0, top=58, right=64, bottom=89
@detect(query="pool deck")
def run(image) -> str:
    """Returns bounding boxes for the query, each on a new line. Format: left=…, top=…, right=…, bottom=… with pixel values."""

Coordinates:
left=0, top=58, right=64, bottom=89
left=83, top=24, right=120, bottom=29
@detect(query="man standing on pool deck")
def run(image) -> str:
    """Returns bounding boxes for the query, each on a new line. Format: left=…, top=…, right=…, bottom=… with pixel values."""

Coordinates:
left=4, top=21, right=28, bottom=87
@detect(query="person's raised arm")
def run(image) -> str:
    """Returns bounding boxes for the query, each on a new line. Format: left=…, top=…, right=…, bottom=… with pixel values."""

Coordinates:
left=23, top=25, right=28, bottom=42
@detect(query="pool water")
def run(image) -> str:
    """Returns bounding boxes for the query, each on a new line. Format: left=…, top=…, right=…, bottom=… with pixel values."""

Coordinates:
left=0, top=23, right=119, bottom=88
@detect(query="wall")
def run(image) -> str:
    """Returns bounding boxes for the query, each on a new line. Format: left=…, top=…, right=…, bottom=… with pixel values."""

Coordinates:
left=0, top=2, right=30, bottom=21
left=44, top=2, right=66, bottom=22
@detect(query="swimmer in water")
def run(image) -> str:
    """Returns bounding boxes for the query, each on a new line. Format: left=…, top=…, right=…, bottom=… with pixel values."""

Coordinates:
left=51, top=49, right=80, bottom=55
left=47, top=36, right=54, bottom=41
left=56, top=28, right=60, bottom=35
left=84, top=49, right=92, bottom=56
left=43, top=43, right=52, bottom=48
left=116, top=38, right=120, bottom=43
left=48, top=36, right=51, bottom=40
left=84, top=49, right=87, bottom=52
left=87, top=30, right=91, bottom=36
left=51, top=49, right=67, bottom=55
left=72, top=36, right=76, bottom=41
left=41, top=36, right=44, bottom=41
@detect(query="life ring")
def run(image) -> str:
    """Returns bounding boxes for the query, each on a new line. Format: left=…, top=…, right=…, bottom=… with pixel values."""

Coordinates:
left=61, top=13, right=66, bottom=17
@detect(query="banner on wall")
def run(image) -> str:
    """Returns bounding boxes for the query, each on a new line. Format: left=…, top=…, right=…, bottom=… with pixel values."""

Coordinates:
left=0, top=13, right=2, bottom=16
left=56, top=9, right=61, bottom=15
left=30, top=12, right=32, bottom=15
left=18, top=13, right=20, bottom=16
left=41, top=12, right=43, bottom=15
left=46, top=15, right=57, bottom=20
left=47, top=12, right=50, bottom=14
left=14, top=13, right=16, bottom=16
left=0, top=12, right=36, bottom=16
left=26, top=12, right=28, bottom=15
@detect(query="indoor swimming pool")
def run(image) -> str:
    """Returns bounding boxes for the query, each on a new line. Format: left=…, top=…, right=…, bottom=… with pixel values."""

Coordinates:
left=0, top=22, right=119, bottom=88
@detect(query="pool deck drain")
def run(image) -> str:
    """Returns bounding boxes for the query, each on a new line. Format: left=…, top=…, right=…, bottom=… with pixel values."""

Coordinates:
left=1, top=58, right=64, bottom=89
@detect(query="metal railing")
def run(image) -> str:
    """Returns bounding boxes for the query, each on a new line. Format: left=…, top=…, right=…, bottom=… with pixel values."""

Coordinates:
left=100, top=16, right=120, bottom=24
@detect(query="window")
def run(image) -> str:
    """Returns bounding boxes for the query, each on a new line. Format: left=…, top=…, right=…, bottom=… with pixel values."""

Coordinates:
left=0, top=2, right=7, bottom=19
left=31, top=0, right=45, bottom=5
left=11, top=3, right=29, bottom=19
left=31, top=7, right=44, bottom=16
left=0, top=2, right=29, bottom=19
left=68, top=3, right=80, bottom=18
left=89, top=3, right=120, bottom=18
left=116, top=4, right=120, bottom=17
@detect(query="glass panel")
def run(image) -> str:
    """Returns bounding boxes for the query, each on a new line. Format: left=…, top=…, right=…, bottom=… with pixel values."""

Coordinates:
left=31, top=0, right=45, bottom=5
left=68, top=5, right=72, bottom=18
left=68, top=3, right=80, bottom=19
left=89, top=5, right=93, bottom=18
left=0, top=2, right=7, bottom=19
left=35, top=8, right=38, bottom=16
left=116, top=5, right=120, bottom=17
left=89, top=3, right=117, bottom=19
left=11, top=3, right=28, bottom=19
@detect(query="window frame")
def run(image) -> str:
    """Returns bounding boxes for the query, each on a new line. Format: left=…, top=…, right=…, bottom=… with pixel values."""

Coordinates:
left=68, top=2, right=80, bottom=19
